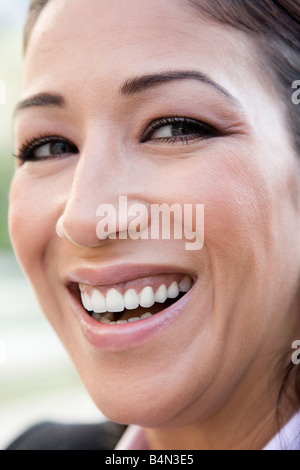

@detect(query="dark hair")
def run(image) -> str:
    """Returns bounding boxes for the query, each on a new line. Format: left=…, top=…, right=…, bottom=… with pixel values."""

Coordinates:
left=24, top=0, right=49, bottom=51
left=24, top=0, right=300, bottom=412
left=25, top=0, right=300, bottom=152
left=190, top=0, right=300, bottom=154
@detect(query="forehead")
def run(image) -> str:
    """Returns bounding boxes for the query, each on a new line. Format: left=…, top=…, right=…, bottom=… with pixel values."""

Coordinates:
left=23, top=0, right=254, bottom=99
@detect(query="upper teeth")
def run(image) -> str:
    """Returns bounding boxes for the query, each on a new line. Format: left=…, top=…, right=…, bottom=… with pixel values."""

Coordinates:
left=80, top=275, right=192, bottom=314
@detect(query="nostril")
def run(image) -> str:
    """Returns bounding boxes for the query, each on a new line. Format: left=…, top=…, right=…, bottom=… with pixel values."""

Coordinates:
left=56, top=211, right=103, bottom=248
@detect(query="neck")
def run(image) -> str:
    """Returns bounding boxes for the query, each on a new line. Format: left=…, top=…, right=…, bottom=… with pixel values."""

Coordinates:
left=145, top=410, right=277, bottom=450
left=145, top=368, right=297, bottom=450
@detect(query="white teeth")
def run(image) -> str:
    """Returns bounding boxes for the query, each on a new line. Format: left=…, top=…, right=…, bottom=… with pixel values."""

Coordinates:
left=179, top=275, right=192, bottom=293
left=98, top=313, right=153, bottom=326
left=139, top=286, right=156, bottom=308
left=124, top=289, right=140, bottom=310
left=80, top=275, right=193, bottom=319
left=128, top=317, right=141, bottom=323
left=141, top=312, right=152, bottom=319
left=91, top=290, right=107, bottom=313
left=82, top=292, right=93, bottom=311
left=106, top=288, right=125, bottom=313
left=167, top=281, right=179, bottom=299
left=155, top=284, right=168, bottom=303
left=96, top=313, right=153, bottom=325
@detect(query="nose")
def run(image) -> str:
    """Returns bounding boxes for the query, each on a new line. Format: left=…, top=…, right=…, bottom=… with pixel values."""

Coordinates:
left=56, top=142, right=150, bottom=248
left=56, top=194, right=102, bottom=248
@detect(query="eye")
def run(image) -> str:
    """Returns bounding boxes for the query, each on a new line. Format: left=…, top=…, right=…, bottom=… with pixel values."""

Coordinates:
left=15, top=135, right=78, bottom=163
left=34, top=141, right=74, bottom=158
left=140, top=117, right=219, bottom=144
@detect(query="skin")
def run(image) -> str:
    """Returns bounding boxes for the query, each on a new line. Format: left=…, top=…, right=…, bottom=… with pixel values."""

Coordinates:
left=9, top=0, right=300, bottom=449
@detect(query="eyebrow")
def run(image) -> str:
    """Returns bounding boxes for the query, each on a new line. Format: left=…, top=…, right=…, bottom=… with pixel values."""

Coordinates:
left=15, top=92, right=65, bottom=115
left=15, top=69, right=241, bottom=116
left=120, top=70, right=241, bottom=107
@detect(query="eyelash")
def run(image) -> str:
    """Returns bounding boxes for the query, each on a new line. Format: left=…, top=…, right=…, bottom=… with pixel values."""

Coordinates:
left=15, top=117, right=219, bottom=162
left=15, top=135, right=79, bottom=163
left=140, top=117, right=219, bottom=144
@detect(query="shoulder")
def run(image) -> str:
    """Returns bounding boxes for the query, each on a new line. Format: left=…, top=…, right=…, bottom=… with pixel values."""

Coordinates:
left=6, top=421, right=127, bottom=451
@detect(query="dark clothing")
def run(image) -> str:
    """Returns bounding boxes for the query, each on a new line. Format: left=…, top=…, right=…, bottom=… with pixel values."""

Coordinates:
left=6, top=421, right=126, bottom=451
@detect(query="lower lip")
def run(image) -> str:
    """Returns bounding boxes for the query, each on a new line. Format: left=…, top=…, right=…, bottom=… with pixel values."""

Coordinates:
left=68, top=287, right=194, bottom=352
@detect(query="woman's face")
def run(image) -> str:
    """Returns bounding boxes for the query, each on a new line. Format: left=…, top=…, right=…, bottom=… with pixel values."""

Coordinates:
left=9, top=0, right=300, bottom=428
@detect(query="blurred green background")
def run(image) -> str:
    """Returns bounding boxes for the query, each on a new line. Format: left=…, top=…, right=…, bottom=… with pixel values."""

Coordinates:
left=0, top=27, right=21, bottom=250
left=0, top=2, right=104, bottom=450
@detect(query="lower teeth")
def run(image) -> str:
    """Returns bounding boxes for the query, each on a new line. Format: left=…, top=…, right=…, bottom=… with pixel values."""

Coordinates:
left=92, top=311, right=152, bottom=325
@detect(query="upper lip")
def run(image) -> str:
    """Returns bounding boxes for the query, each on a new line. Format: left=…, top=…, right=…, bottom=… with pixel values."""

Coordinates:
left=65, top=263, right=196, bottom=287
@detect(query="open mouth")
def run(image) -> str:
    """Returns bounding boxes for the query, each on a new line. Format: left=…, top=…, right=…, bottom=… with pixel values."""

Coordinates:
left=70, top=273, right=193, bottom=325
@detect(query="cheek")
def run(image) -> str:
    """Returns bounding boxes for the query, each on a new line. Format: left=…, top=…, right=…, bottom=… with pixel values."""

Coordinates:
left=9, top=172, right=61, bottom=276
left=205, top=167, right=269, bottom=257
left=175, top=151, right=272, bottom=260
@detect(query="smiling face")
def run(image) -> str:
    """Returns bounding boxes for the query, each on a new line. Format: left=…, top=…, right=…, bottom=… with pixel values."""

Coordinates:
left=8, top=0, right=300, bottom=435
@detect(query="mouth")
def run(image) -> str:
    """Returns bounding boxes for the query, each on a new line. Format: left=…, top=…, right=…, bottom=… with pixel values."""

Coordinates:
left=69, top=273, right=193, bottom=326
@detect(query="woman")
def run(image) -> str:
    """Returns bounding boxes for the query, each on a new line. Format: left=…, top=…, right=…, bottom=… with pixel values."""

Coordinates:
left=7, top=0, right=300, bottom=450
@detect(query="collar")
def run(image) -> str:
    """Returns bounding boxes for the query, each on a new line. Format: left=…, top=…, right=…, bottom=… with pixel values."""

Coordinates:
left=115, top=411, right=300, bottom=451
